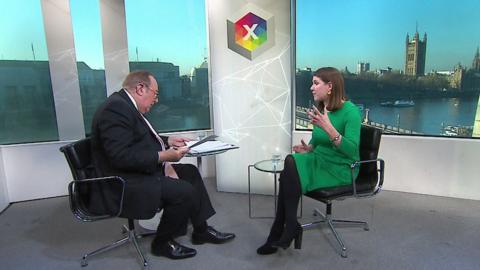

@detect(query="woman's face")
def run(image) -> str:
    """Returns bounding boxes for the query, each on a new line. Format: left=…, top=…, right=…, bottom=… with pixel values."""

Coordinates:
left=310, top=76, right=332, bottom=102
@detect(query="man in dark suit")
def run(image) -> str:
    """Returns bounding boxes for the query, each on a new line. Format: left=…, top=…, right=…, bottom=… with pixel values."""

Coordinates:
left=90, top=71, right=235, bottom=260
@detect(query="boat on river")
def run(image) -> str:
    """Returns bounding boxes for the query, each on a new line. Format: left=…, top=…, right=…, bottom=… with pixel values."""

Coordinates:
left=380, top=100, right=415, bottom=107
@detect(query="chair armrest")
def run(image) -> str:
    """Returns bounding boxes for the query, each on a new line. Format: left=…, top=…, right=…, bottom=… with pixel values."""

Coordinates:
left=350, top=158, right=385, bottom=197
left=68, top=176, right=125, bottom=222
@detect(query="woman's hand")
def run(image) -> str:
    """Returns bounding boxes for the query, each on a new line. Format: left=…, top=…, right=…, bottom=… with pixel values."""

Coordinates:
left=293, top=139, right=313, bottom=153
left=307, top=105, right=333, bottom=131
left=168, top=136, right=190, bottom=147
left=307, top=105, right=342, bottom=145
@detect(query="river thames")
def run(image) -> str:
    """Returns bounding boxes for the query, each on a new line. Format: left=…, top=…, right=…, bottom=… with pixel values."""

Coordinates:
left=354, top=97, right=479, bottom=136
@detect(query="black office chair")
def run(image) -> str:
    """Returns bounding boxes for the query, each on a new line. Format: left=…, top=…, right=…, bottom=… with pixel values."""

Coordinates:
left=302, top=125, right=384, bottom=258
left=60, top=137, right=156, bottom=268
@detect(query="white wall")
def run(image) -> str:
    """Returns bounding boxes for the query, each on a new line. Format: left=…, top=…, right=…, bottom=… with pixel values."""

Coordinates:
left=293, top=131, right=480, bottom=201
left=379, top=135, right=480, bottom=200
left=1, top=142, right=72, bottom=202
left=0, top=148, right=9, bottom=212
left=1, top=130, right=478, bottom=211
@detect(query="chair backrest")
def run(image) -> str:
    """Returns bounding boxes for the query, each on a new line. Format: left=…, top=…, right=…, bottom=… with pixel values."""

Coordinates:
left=60, top=137, right=97, bottom=180
left=305, top=125, right=384, bottom=201
left=356, top=125, right=383, bottom=192
left=60, top=138, right=124, bottom=220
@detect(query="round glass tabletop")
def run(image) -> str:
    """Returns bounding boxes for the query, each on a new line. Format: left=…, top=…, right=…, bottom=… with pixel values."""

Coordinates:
left=253, top=159, right=284, bottom=173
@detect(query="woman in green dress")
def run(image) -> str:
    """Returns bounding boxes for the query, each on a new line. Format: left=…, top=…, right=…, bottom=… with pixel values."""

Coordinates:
left=257, top=67, right=361, bottom=255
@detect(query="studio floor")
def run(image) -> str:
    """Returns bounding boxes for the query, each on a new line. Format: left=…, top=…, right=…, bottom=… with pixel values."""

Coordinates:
left=1, top=177, right=479, bottom=270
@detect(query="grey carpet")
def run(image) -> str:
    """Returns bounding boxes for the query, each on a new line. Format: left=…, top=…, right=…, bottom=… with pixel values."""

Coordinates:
left=1, top=177, right=479, bottom=270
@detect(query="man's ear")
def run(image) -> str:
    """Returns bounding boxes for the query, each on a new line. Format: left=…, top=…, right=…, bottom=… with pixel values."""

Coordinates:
left=135, top=84, right=144, bottom=96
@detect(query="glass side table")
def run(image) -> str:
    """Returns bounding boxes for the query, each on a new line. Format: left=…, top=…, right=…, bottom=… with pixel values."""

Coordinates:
left=185, top=149, right=229, bottom=169
left=248, top=159, right=302, bottom=219
left=185, top=144, right=238, bottom=171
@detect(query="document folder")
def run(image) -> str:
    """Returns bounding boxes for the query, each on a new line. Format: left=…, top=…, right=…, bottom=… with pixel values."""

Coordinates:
left=187, top=135, right=218, bottom=148
left=186, top=137, right=238, bottom=156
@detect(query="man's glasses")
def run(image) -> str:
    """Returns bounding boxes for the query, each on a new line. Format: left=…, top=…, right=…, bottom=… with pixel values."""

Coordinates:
left=139, top=82, right=158, bottom=98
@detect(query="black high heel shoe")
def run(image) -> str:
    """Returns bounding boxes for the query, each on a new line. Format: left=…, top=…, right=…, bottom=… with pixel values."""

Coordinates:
left=271, top=223, right=303, bottom=250
left=256, top=242, right=278, bottom=255
left=257, top=223, right=284, bottom=255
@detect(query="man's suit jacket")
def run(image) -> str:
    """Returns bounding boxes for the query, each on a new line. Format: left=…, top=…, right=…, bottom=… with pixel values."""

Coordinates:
left=90, top=89, right=168, bottom=219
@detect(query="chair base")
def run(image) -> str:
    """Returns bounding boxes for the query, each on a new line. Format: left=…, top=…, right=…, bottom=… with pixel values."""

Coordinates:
left=81, top=223, right=155, bottom=268
left=301, top=207, right=369, bottom=258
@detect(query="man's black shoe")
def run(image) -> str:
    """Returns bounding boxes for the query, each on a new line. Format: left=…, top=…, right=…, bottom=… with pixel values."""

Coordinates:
left=192, top=226, right=235, bottom=245
left=151, top=239, right=196, bottom=260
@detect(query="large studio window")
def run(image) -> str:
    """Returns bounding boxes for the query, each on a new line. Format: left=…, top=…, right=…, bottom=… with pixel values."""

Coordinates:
left=70, top=0, right=107, bottom=135
left=295, top=0, right=480, bottom=138
left=0, top=1, right=58, bottom=144
left=125, top=0, right=211, bottom=132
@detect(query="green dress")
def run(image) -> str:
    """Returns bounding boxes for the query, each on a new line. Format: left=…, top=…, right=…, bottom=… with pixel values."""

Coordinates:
left=293, top=101, right=361, bottom=193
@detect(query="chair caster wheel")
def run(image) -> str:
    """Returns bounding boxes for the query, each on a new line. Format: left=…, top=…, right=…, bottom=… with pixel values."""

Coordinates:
left=81, top=259, right=88, bottom=267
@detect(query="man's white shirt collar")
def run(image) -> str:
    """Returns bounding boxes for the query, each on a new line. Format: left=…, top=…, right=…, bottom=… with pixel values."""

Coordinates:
left=122, top=89, right=166, bottom=150
left=123, top=89, right=139, bottom=111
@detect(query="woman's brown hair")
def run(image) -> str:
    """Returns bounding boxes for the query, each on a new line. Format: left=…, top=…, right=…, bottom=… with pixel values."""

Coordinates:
left=313, top=67, right=347, bottom=111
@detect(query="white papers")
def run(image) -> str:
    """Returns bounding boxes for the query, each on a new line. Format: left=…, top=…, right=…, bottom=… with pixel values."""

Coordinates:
left=187, top=135, right=218, bottom=148
left=186, top=140, right=237, bottom=154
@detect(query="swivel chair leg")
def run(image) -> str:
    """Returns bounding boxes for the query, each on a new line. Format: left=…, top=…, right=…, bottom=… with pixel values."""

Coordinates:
left=302, top=208, right=327, bottom=229
left=137, top=231, right=156, bottom=238
left=312, top=208, right=326, bottom=220
left=331, top=219, right=369, bottom=231
left=81, top=235, right=130, bottom=267
left=80, top=225, right=154, bottom=268
left=327, top=218, right=347, bottom=258
left=128, top=230, right=148, bottom=268
left=302, top=205, right=369, bottom=258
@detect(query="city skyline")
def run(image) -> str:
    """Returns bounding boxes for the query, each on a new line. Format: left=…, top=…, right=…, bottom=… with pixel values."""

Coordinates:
left=296, top=0, right=480, bottom=73
left=2, top=1, right=479, bottom=76
left=0, top=0, right=207, bottom=76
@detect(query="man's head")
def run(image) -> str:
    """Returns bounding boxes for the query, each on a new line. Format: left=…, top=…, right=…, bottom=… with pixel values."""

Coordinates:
left=122, top=71, right=159, bottom=114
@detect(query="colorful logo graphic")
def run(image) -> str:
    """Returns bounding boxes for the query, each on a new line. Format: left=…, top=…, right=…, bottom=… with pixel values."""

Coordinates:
left=227, top=4, right=275, bottom=60
left=234, top=12, right=267, bottom=52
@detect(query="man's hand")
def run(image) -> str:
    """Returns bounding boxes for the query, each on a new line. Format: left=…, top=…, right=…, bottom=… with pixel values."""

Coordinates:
left=159, top=146, right=189, bottom=162
left=168, top=136, right=190, bottom=147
